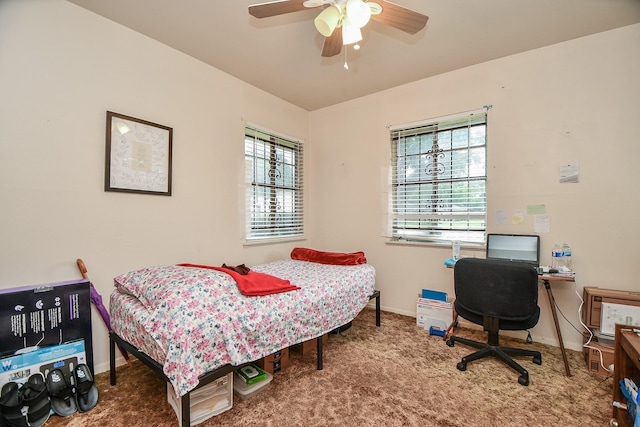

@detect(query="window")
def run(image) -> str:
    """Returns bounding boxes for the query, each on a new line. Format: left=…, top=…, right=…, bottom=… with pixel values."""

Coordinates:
left=389, top=110, right=487, bottom=244
left=244, top=125, right=304, bottom=242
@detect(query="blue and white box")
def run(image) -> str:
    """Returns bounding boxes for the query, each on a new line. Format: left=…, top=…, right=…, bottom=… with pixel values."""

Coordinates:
left=416, top=298, right=454, bottom=332
left=0, top=339, right=87, bottom=386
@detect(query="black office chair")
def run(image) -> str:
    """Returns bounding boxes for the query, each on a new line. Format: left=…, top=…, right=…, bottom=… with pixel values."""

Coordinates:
left=446, top=258, right=542, bottom=386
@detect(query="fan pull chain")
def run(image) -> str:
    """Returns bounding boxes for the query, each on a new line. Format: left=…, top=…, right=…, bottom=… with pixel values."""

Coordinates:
left=344, top=48, right=349, bottom=70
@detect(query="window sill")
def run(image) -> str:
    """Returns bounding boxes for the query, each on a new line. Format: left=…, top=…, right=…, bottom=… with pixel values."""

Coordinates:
left=385, top=239, right=485, bottom=252
left=243, top=236, right=306, bottom=247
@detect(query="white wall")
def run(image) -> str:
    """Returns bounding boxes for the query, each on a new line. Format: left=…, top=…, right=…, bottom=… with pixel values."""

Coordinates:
left=0, top=0, right=309, bottom=373
left=1, top=0, right=638, bottom=376
left=308, top=24, right=640, bottom=351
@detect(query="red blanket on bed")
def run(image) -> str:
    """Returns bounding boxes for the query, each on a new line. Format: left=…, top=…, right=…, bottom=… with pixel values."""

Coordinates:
left=178, top=263, right=300, bottom=297
left=290, top=247, right=367, bottom=265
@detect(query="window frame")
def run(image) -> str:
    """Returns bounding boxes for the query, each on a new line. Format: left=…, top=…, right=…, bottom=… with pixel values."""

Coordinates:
left=388, top=110, right=488, bottom=245
left=244, top=124, right=304, bottom=244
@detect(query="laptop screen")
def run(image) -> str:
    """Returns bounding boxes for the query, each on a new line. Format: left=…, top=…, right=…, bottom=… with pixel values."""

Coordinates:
left=486, top=234, right=540, bottom=267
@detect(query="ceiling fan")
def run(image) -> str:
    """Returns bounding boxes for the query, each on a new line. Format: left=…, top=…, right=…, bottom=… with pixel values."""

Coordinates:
left=248, top=0, right=428, bottom=58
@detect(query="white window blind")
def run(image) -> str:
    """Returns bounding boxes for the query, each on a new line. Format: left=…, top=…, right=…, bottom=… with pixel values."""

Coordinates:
left=244, top=125, right=304, bottom=242
left=389, top=110, right=487, bottom=244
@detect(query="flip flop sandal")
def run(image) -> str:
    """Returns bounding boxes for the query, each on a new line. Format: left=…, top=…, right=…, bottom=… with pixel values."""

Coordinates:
left=46, top=369, right=77, bottom=417
left=0, top=381, right=25, bottom=427
left=19, top=373, right=52, bottom=427
left=73, top=364, right=98, bottom=413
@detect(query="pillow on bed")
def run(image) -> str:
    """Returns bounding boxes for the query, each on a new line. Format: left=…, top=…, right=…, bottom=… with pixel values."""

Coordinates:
left=113, top=265, right=232, bottom=310
left=290, top=247, right=367, bottom=265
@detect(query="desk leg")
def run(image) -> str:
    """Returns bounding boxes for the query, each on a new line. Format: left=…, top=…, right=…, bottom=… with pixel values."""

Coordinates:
left=543, top=280, right=571, bottom=377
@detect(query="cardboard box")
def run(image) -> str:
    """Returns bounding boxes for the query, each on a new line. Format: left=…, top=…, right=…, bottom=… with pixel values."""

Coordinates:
left=167, top=372, right=233, bottom=427
left=0, top=279, right=93, bottom=371
left=416, top=298, right=454, bottom=332
left=255, top=348, right=289, bottom=374
left=295, top=334, right=328, bottom=355
left=582, top=336, right=614, bottom=377
left=582, top=286, right=640, bottom=330
left=0, top=340, right=87, bottom=386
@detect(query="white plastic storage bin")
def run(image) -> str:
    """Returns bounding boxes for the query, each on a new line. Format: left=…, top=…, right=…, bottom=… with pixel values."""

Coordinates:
left=167, top=372, right=233, bottom=426
left=233, top=371, right=272, bottom=400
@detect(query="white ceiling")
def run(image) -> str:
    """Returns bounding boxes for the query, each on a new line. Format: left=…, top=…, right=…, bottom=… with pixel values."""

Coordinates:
left=66, top=0, right=640, bottom=111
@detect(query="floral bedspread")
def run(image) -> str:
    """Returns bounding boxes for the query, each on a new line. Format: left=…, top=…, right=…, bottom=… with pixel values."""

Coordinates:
left=111, top=259, right=376, bottom=397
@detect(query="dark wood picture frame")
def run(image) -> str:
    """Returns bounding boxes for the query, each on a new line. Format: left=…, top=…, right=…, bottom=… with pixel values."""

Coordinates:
left=105, top=111, right=173, bottom=196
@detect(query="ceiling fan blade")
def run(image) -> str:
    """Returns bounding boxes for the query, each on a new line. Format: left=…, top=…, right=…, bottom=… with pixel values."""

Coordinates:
left=370, top=0, right=428, bottom=35
left=321, top=30, right=343, bottom=57
left=249, top=1, right=309, bottom=19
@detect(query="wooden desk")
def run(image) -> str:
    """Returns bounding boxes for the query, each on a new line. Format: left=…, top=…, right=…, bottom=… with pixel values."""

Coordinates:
left=612, top=324, right=640, bottom=427
left=538, top=274, right=575, bottom=377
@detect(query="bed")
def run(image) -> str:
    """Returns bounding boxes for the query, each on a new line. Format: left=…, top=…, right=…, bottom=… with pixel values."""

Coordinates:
left=108, top=256, right=380, bottom=426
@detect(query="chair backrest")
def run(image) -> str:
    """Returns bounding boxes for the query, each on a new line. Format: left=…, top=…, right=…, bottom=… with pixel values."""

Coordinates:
left=454, top=258, right=539, bottom=321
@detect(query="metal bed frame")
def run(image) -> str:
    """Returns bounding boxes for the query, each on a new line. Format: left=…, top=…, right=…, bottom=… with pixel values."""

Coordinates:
left=109, top=289, right=380, bottom=426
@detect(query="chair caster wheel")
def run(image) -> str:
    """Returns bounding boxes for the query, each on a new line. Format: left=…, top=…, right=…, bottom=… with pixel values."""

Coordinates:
left=518, top=375, right=529, bottom=386
left=446, top=339, right=454, bottom=347
left=533, top=355, right=542, bottom=365
left=456, top=361, right=466, bottom=371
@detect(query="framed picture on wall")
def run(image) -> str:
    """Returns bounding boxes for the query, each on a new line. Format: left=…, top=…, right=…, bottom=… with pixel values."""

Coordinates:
left=105, top=111, right=173, bottom=196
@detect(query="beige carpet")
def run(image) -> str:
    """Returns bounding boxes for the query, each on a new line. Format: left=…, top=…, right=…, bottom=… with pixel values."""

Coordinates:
left=45, top=309, right=614, bottom=426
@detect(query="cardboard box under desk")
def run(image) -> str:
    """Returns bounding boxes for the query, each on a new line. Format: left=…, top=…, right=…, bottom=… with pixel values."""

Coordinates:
left=582, top=332, right=614, bottom=377
left=255, top=348, right=289, bottom=375
left=582, top=286, right=640, bottom=330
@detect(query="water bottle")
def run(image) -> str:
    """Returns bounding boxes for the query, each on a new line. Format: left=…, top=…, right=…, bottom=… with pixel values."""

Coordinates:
left=562, top=243, right=571, bottom=270
left=452, top=241, right=461, bottom=260
left=551, top=244, right=563, bottom=269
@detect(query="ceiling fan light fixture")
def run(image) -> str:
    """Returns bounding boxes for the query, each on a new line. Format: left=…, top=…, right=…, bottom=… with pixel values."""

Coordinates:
left=345, top=0, right=371, bottom=28
left=248, top=0, right=427, bottom=59
left=314, top=5, right=342, bottom=37
left=342, top=18, right=362, bottom=45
